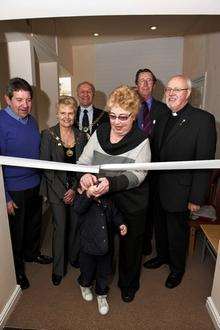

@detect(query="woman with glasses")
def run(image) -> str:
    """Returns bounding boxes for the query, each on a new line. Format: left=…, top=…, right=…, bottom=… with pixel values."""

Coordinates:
left=40, top=96, right=87, bottom=286
left=77, top=85, right=151, bottom=302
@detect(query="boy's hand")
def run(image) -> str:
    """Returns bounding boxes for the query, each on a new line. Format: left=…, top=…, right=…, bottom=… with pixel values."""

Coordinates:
left=119, top=224, right=127, bottom=236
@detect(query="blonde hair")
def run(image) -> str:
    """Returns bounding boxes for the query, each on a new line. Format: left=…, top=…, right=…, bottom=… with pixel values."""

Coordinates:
left=57, top=95, right=78, bottom=111
left=107, top=85, right=140, bottom=115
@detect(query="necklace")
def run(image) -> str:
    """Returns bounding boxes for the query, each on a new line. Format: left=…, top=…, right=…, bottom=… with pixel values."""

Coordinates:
left=76, top=111, right=106, bottom=136
left=49, top=129, right=76, bottom=157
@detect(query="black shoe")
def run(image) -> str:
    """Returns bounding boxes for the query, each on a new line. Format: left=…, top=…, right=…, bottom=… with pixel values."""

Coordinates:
left=25, top=254, right=53, bottom=264
left=70, top=260, right=80, bottom=269
left=142, top=240, right=152, bottom=256
left=52, top=274, right=62, bottom=286
left=121, top=289, right=136, bottom=303
left=16, top=273, right=30, bottom=290
left=143, top=257, right=168, bottom=269
left=165, top=272, right=183, bottom=289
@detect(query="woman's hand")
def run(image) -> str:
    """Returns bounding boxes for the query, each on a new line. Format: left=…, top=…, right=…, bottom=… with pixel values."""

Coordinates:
left=80, top=173, right=97, bottom=190
left=92, top=177, right=109, bottom=197
left=63, top=189, right=75, bottom=205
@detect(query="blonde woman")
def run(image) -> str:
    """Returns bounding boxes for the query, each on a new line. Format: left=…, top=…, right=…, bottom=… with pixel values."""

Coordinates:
left=78, top=85, right=151, bottom=303
left=40, top=96, right=87, bottom=285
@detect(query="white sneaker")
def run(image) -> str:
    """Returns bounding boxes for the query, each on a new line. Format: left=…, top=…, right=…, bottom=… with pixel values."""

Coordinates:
left=97, top=295, right=109, bottom=315
left=80, top=285, right=93, bottom=301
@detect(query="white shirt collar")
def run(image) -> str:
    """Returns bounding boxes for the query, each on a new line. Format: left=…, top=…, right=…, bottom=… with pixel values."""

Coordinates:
left=80, top=105, right=93, bottom=112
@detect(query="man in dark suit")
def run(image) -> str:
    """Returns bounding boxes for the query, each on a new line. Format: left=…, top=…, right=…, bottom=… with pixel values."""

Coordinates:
left=144, top=74, right=216, bottom=288
left=135, top=68, right=167, bottom=255
left=135, top=68, right=167, bottom=138
left=75, top=81, right=108, bottom=138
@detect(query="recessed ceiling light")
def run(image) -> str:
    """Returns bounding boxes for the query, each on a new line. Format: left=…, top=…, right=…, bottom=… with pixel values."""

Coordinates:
left=150, top=26, right=157, bottom=30
left=93, top=33, right=99, bottom=37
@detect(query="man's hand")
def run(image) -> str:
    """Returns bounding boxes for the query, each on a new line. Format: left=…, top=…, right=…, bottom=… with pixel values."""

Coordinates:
left=80, top=173, right=97, bottom=190
left=63, top=189, right=75, bottom=205
left=7, top=200, right=18, bottom=215
left=188, top=202, right=200, bottom=212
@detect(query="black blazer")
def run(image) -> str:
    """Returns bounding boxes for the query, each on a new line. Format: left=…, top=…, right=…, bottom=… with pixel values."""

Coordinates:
left=40, top=124, right=87, bottom=204
left=152, top=103, right=217, bottom=212
left=137, top=98, right=167, bottom=138
left=73, top=193, right=124, bottom=255
left=75, top=106, right=109, bottom=135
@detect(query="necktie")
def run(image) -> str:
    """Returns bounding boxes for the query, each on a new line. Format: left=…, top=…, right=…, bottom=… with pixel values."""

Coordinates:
left=142, top=102, right=153, bottom=137
left=82, top=109, right=90, bottom=133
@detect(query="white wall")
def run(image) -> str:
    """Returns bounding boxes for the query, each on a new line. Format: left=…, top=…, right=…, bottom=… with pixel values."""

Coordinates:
left=1, top=0, right=220, bottom=20
left=7, top=40, right=35, bottom=85
left=95, top=37, right=183, bottom=97
left=73, top=37, right=183, bottom=108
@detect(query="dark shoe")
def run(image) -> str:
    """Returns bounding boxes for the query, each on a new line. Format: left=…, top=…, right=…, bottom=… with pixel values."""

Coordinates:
left=52, top=274, right=62, bottom=286
left=70, top=260, right=80, bottom=269
left=165, top=272, right=183, bottom=289
left=121, top=289, right=135, bottom=303
left=142, top=240, right=152, bottom=256
left=25, top=254, right=53, bottom=264
left=16, top=273, right=30, bottom=290
left=143, top=257, right=168, bottom=269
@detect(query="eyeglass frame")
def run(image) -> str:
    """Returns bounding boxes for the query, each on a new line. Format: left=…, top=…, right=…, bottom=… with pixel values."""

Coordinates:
left=137, top=78, right=154, bottom=85
left=164, top=87, right=189, bottom=93
left=108, top=112, right=132, bottom=122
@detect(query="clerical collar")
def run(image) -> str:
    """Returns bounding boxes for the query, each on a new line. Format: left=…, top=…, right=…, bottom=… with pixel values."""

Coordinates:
left=170, top=104, right=188, bottom=117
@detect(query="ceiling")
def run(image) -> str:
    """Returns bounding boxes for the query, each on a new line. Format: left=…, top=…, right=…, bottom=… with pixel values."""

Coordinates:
left=1, top=15, right=220, bottom=45
left=55, top=15, right=220, bottom=45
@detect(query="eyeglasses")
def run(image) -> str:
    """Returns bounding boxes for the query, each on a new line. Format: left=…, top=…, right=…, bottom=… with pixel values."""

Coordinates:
left=138, top=78, right=154, bottom=85
left=164, top=87, right=188, bottom=93
left=109, top=113, right=132, bottom=122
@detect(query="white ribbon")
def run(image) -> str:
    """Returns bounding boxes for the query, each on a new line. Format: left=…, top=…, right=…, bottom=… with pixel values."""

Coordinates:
left=0, top=156, right=219, bottom=172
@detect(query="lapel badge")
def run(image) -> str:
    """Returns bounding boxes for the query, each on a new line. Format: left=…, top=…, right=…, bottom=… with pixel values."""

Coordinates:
left=180, top=119, right=186, bottom=126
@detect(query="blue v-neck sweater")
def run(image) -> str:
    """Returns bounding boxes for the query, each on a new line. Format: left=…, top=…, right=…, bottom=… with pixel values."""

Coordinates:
left=0, top=109, right=41, bottom=202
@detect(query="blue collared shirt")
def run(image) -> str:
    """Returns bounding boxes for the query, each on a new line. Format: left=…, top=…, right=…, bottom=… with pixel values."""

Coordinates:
left=4, top=106, right=29, bottom=124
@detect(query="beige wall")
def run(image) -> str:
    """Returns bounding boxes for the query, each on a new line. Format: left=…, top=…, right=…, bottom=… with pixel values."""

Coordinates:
left=211, top=242, right=220, bottom=317
left=0, top=42, right=9, bottom=107
left=72, top=44, right=96, bottom=98
left=0, top=166, right=20, bottom=326
left=183, top=32, right=220, bottom=157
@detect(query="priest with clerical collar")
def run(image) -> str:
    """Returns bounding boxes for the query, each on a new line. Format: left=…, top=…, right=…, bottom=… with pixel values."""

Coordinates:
left=144, top=74, right=216, bottom=290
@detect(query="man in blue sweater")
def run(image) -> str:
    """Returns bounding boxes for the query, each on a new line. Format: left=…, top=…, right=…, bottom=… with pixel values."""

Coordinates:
left=0, top=78, right=52, bottom=290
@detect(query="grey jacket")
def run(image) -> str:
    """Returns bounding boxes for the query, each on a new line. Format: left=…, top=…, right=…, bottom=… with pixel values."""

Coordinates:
left=40, top=124, right=87, bottom=204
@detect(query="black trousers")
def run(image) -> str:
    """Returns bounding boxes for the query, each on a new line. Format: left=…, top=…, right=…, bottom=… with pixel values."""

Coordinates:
left=154, top=197, right=189, bottom=274
left=8, top=185, right=42, bottom=275
left=78, top=251, right=111, bottom=295
left=118, top=209, right=146, bottom=293
left=51, top=203, right=79, bottom=276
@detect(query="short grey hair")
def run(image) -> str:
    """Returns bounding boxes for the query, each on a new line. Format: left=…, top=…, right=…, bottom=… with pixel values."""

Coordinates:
left=76, top=81, right=95, bottom=95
